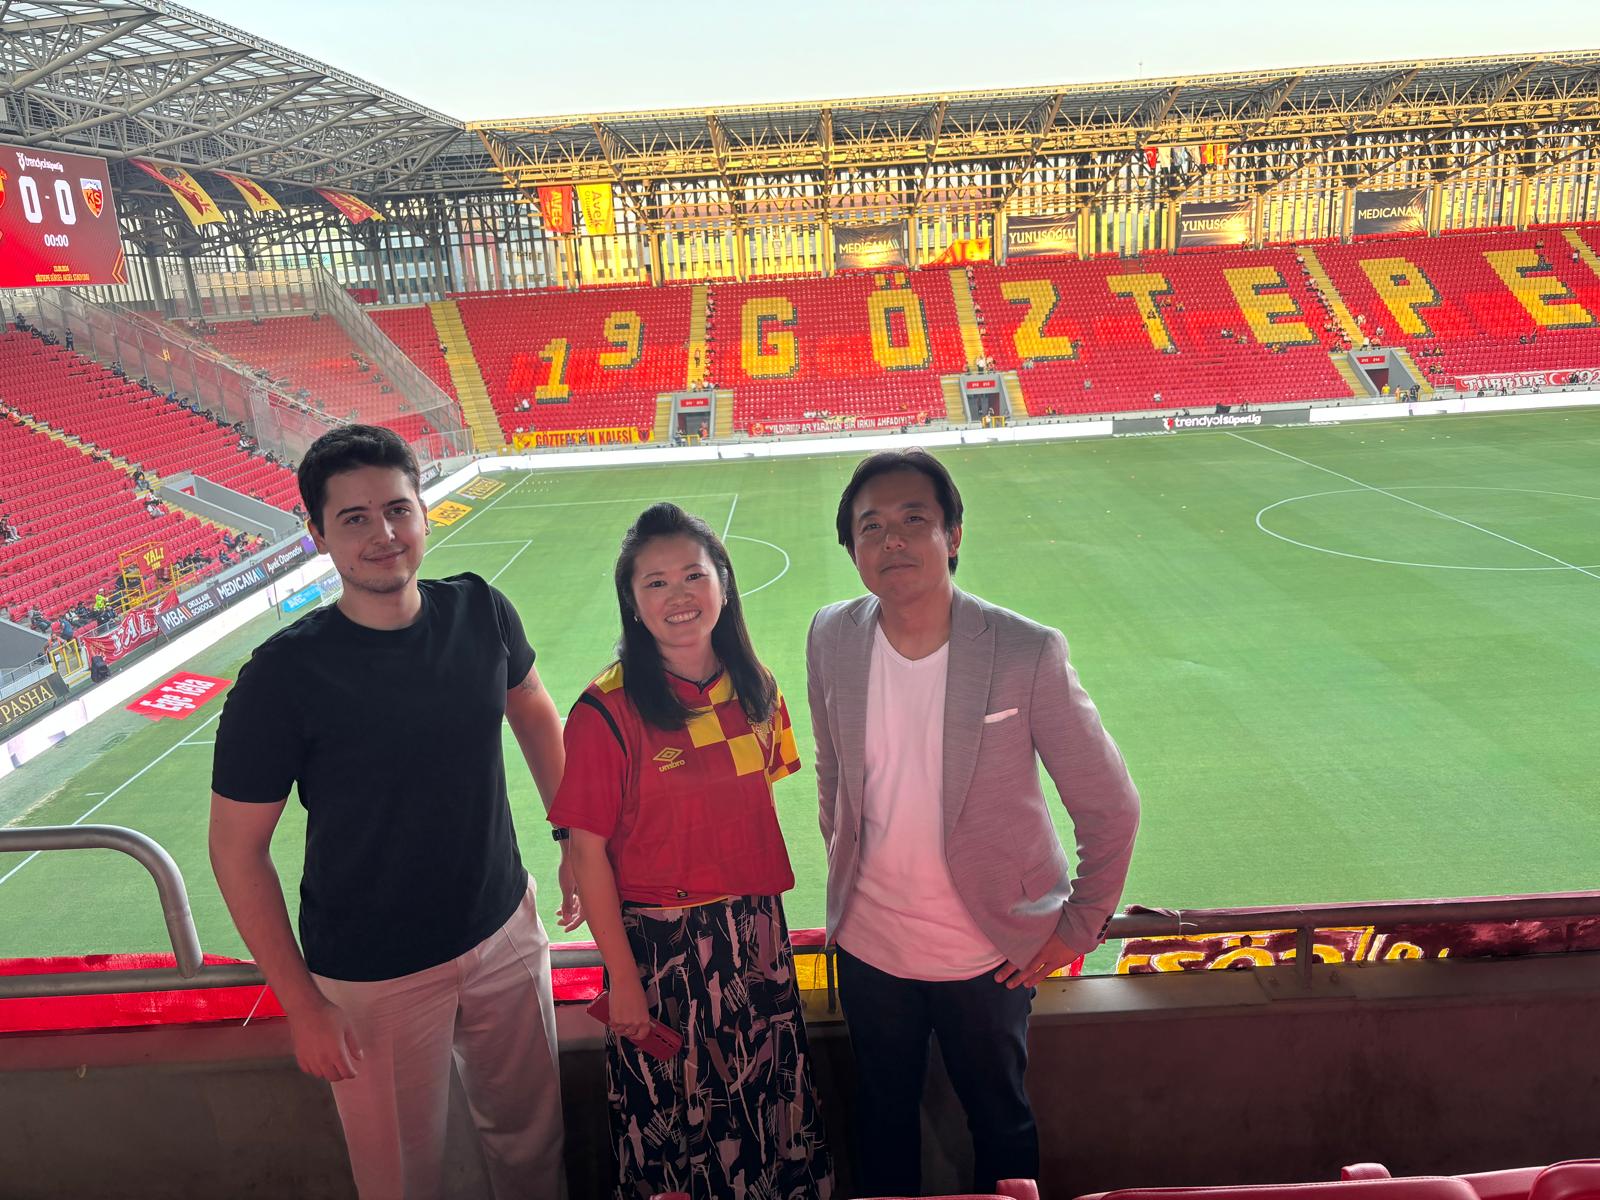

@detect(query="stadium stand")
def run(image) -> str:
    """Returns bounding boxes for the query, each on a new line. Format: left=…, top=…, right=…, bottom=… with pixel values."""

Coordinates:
left=192, top=314, right=445, bottom=444
left=0, top=416, right=229, bottom=624
left=706, top=270, right=968, bottom=430
left=970, top=247, right=1354, bottom=414
left=397, top=227, right=1600, bottom=430
left=0, top=330, right=299, bottom=511
left=1316, top=228, right=1600, bottom=387
left=454, top=283, right=693, bottom=439
left=368, top=306, right=458, bottom=400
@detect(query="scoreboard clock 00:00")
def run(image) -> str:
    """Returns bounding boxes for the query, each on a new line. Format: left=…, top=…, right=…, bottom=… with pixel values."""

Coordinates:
left=0, top=143, right=126, bottom=288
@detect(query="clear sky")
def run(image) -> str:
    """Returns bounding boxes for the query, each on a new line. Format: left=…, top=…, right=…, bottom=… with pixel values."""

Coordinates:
left=187, top=0, right=1600, bottom=120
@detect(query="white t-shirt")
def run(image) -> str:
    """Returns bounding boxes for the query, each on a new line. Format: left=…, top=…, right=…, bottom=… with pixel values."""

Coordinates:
left=834, top=624, right=1005, bottom=981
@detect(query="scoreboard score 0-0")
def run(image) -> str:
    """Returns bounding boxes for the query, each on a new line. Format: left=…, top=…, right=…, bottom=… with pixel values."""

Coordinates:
left=0, top=142, right=125, bottom=288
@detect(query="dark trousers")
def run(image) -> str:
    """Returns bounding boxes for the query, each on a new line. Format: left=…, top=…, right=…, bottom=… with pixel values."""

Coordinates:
left=836, top=947, right=1039, bottom=1196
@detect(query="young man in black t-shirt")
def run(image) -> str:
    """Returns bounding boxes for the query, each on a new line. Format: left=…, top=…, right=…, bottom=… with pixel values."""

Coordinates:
left=210, top=426, right=578, bottom=1199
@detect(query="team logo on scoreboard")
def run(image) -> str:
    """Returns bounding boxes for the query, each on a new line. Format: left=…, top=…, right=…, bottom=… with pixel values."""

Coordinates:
left=80, top=177, right=105, bottom=218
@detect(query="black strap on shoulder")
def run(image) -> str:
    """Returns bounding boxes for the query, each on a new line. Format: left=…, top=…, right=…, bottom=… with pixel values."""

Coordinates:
left=575, top=692, right=625, bottom=751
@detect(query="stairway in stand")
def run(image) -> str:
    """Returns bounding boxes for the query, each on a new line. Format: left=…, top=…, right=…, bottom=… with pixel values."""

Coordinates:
left=428, top=301, right=500, bottom=450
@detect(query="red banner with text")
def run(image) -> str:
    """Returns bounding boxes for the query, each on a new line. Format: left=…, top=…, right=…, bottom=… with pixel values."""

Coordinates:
left=78, top=594, right=178, bottom=664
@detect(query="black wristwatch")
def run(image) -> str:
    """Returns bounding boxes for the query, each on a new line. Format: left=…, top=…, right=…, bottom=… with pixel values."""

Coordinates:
left=551, top=826, right=570, bottom=842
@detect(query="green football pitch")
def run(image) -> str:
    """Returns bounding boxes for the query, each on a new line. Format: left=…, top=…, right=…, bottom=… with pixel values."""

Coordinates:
left=3, top=408, right=1598, bottom=973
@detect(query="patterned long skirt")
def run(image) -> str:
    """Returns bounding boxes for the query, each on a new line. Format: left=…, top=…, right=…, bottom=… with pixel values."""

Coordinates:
left=607, top=893, right=835, bottom=1200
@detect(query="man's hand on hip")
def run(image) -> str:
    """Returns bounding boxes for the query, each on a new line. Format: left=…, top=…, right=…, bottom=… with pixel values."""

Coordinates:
left=993, top=931, right=1083, bottom=990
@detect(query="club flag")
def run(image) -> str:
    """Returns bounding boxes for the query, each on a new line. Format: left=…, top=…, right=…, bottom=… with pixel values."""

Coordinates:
left=315, top=189, right=385, bottom=224
left=215, top=171, right=282, bottom=214
left=1157, top=146, right=1173, bottom=169
left=577, top=183, right=616, bottom=235
left=132, top=159, right=225, bottom=228
left=539, top=186, right=576, bottom=234
left=1199, top=143, right=1213, bottom=166
left=1213, top=142, right=1230, bottom=166
left=1144, top=146, right=1159, bottom=170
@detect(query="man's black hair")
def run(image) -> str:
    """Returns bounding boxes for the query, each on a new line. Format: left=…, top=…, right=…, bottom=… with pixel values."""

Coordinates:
left=835, top=448, right=964, bottom=574
left=297, top=425, right=420, bottom=533
left=612, top=502, right=776, bottom=730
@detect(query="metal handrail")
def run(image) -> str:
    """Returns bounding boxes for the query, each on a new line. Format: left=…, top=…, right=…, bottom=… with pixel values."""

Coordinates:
left=4, top=822, right=1598, bottom=1004
left=0, top=824, right=203, bottom=979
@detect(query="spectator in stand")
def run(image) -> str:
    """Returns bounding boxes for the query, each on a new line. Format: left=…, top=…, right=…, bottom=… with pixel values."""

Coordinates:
left=0, top=513, right=17, bottom=543
left=29, top=607, right=50, bottom=634
left=64, top=330, right=74, bottom=352
left=59, top=614, right=76, bottom=642
left=110, top=360, right=125, bottom=378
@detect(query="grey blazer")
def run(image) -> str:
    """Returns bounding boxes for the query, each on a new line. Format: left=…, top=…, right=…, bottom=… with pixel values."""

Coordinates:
left=806, top=588, right=1140, bottom=968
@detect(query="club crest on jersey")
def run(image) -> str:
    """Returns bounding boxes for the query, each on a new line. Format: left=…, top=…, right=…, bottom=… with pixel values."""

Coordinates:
left=80, top=178, right=105, bottom=218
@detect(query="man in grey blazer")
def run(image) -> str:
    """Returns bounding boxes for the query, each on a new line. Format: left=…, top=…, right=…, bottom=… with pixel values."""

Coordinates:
left=807, top=448, right=1141, bottom=1196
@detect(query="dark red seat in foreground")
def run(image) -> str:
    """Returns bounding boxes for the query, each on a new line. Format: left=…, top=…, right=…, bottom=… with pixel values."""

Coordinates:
left=1076, top=1179, right=1480, bottom=1200
left=654, top=1182, right=1039, bottom=1200
left=1341, top=1161, right=1600, bottom=1200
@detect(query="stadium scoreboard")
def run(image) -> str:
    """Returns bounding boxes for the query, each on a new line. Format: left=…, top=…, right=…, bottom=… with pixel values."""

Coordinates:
left=0, top=142, right=125, bottom=288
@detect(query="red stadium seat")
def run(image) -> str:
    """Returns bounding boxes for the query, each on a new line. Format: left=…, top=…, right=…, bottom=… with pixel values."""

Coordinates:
left=1076, top=1179, right=1481, bottom=1200
left=653, top=1184, right=1039, bottom=1200
left=1339, top=1163, right=1600, bottom=1200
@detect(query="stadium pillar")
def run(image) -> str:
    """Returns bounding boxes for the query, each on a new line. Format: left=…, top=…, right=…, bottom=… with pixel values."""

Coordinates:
left=1162, top=200, right=1177, bottom=251
left=648, top=229, right=664, bottom=285
left=1250, top=192, right=1265, bottom=249
left=179, top=254, right=202, bottom=320
left=733, top=222, right=749, bottom=281
left=1514, top=175, right=1532, bottom=231
left=1339, top=188, right=1354, bottom=242
left=1077, top=208, right=1092, bottom=258
left=822, top=219, right=835, bottom=277
left=1427, top=183, right=1444, bottom=235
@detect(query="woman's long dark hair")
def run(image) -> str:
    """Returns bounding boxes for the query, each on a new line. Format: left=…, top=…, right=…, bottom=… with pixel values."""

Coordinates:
left=613, top=502, right=777, bottom=730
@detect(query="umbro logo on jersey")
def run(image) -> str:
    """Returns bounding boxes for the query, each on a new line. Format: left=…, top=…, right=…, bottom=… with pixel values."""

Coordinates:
left=653, top=747, right=686, bottom=773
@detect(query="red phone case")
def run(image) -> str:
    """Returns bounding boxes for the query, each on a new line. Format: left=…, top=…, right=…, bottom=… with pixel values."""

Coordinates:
left=586, top=992, right=684, bottom=1060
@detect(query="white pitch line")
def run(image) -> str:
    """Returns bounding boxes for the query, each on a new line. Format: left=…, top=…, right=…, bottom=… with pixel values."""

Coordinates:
left=0, top=712, right=223, bottom=888
left=722, top=494, right=740, bottom=542
left=501, top=492, right=737, bottom=511
left=427, top=539, right=533, bottom=549
left=1228, top=432, right=1600, bottom=583
left=728, top=534, right=791, bottom=597
left=428, top=470, right=535, bottom=549
left=487, top=540, right=534, bottom=586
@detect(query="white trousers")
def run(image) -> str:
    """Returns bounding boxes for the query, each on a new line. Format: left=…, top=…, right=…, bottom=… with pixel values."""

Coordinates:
left=313, top=879, right=564, bottom=1200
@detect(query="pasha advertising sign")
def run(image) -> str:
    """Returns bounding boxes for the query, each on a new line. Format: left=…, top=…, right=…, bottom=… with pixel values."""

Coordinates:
left=0, top=143, right=126, bottom=286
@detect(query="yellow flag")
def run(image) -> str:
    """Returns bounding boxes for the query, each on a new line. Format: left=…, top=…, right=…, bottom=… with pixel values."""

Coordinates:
left=214, top=171, right=282, bottom=215
left=577, top=184, right=616, bottom=236
left=132, top=160, right=225, bottom=228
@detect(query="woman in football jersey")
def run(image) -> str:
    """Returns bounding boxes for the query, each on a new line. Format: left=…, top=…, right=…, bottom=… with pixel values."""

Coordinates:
left=549, top=502, right=833, bottom=1200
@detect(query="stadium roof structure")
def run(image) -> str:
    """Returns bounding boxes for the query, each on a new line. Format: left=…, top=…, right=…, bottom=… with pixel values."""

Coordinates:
left=2, top=6, right=1599, bottom=237
left=0, top=0, right=487, bottom=210
left=472, top=49, right=1600, bottom=221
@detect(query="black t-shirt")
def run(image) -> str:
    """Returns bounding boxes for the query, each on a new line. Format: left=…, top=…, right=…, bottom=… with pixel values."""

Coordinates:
left=212, top=573, right=536, bottom=982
